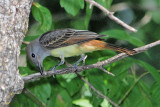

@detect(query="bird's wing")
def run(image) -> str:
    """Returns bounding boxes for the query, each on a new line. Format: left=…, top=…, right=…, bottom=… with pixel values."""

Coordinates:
left=39, top=28, right=105, bottom=49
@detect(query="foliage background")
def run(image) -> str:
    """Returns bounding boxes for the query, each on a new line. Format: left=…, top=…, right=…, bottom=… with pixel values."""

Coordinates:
left=10, top=0, right=160, bottom=107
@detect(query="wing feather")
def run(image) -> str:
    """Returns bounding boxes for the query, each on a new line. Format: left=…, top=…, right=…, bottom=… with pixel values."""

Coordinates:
left=39, top=28, right=105, bottom=49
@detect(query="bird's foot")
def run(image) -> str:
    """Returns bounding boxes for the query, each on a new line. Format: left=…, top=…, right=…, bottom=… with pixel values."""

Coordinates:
left=73, top=63, right=78, bottom=69
left=72, top=54, right=87, bottom=71
left=51, top=55, right=65, bottom=78
left=52, top=66, right=57, bottom=78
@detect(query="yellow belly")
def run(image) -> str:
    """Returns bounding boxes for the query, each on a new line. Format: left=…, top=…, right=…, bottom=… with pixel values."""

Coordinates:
left=50, top=44, right=83, bottom=57
left=50, top=44, right=99, bottom=58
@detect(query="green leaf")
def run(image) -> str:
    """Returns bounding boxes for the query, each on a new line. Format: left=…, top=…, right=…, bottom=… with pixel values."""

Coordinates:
left=100, top=99, right=112, bottom=107
left=158, top=0, right=160, bottom=6
left=100, top=29, right=145, bottom=47
left=72, top=99, right=93, bottom=107
left=71, top=2, right=92, bottom=30
left=71, top=19, right=86, bottom=30
left=47, top=85, right=61, bottom=107
left=152, top=10, right=160, bottom=24
left=19, top=67, right=35, bottom=76
left=150, top=82, right=160, bottom=106
left=43, top=56, right=59, bottom=71
left=56, top=90, right=72, bottom=107
left=106, top=59, right=135, bottom=100
left=88, top=69, right=107, bottom=93
left=123, top=84, right=153, bottom=107
left=136, top=60, right=160, bottom=83
left=85, top=69, right=107, bottom=106
left=85, top=51, right=103, bottom=64
left=23, top=89, right=47, bottom=107
left=32, top=2, right=53, bottom=33
left=60, top=0, right=84, bottom=16
left=84, top=3, right=93, bottom=29
left=87, top=69, right=108, bottom=106
left=24, top=35, right=39, bottom=41
left=30, top=82, right=52, bottom=104
left=57, top=75, right=83, bottom=96
left=10, top=93, right=37, bottom=107
left=21, top=44, right=27, bottom=54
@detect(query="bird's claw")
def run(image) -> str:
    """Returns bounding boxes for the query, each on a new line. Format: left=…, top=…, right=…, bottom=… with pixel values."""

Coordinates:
left=73, top=63, right=77, bottom=68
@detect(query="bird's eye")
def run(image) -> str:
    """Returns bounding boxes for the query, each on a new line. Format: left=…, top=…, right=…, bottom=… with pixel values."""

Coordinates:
left=32, top=53, right=35, bottom=58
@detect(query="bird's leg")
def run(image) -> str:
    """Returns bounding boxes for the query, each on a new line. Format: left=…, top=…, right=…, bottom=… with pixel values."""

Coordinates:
left=73, top=54, right=86, bottom=68
left=52, top=55, right=65, bottom=78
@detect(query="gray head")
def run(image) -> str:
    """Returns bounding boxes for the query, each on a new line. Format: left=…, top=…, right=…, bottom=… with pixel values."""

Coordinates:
left=26, top=39, right=51, bottom=75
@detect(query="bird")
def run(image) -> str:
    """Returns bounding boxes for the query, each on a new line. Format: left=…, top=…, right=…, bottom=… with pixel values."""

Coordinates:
left=26, top=28, right=136, bottom=76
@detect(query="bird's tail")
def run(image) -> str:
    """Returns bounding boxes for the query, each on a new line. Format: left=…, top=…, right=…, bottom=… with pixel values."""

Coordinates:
left=104, top=42, right=136, bottom=55
left=81, top=40, right=136, bottom=55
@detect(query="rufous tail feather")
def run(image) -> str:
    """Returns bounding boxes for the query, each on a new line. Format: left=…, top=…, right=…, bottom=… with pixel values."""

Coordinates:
left=81, top=40, right=136, bottom=55
left=105, top=42, right=136, bottom=55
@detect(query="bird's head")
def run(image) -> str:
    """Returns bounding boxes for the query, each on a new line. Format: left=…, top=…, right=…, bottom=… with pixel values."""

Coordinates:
left=26, top=39, right=50, bottom=75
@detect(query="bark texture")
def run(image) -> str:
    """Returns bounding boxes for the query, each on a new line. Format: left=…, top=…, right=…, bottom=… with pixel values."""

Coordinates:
left=0, top=0, right=32, bottom=106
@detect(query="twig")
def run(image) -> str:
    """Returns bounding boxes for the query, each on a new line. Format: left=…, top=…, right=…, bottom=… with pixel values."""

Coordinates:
left=23, top=40, right=160, bottom=83
left=75, top=72, right=119, bottom=107
left=134, top=12, right=152, bottom=28
left=85, top=0, right=137, bottom=32
left=23, top=41, right=30, bottom=45
left=98, top=66, right=115, bottom=76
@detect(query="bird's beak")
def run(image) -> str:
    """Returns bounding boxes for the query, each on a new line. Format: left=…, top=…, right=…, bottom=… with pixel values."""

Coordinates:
left=36, top=57, right=44, bottom=76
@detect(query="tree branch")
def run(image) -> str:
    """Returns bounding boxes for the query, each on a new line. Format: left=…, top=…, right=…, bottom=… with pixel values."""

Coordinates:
left=23, top=40, right=160, bottom=83
left=0, top=0, right=33, bottom=105
left=85, top=0, right=137, bottom=32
